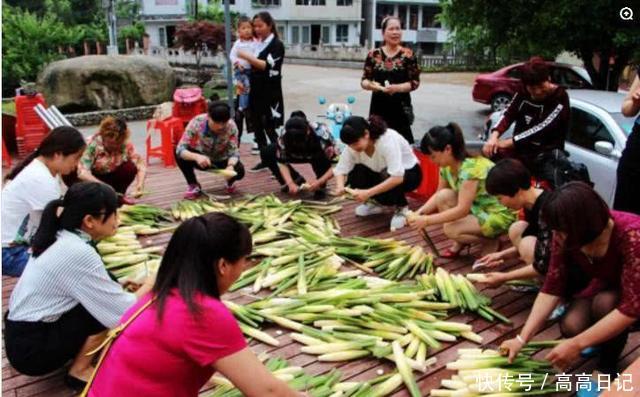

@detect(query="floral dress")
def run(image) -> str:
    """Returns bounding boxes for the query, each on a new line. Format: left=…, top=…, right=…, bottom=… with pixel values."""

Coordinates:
left=440, top=157, right=517, bottom=238
left=80, top=133, right=145, bottom=175
left=175, top=114, right=240, bottom=163
left=362, top=47, right=420, bottom=143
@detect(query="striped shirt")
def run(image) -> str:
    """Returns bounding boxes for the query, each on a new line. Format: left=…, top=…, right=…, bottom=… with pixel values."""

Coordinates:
left=8, top=230, right=136, bottom=328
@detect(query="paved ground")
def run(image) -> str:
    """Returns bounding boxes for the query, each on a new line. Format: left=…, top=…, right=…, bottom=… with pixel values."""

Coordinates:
left=80, top=65, right=489, bottom=151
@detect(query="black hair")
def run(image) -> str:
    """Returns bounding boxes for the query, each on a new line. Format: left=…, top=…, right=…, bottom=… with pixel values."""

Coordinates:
left=5, top=126, right=86, bottom=181
left=420, top=122, right=468, bottom=161
left=290, top=110, right=307, bottom=120
left=153, top=212, right=252, bottom=319
left=207, top=100, right=231, bottom=122
left=486, top=158, right=532, bottom=197
left=521, top=56, right=550, bottom=87
left=340, top=115, right=387, bottom=145
left=542, top=182, right=611, bottom=250
left=283, top=116, right=318, bottom=154
left=253, top=12, right=278, bottom=39
left=31, top=182, right=118, bottom=257
left=236, top=15, right=252, bottom=28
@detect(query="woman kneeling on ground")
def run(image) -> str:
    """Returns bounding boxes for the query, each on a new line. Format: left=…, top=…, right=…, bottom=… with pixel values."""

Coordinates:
left=175, top=100, right=245, bottom=198
left=408, top=123, right=516, bottom=258
left=2, top=126, right=86, bottom=277
left=65, top=116, right=146, bottom=205
left=474, top=158, right=554, bottom=287
left=4, top=182, right=153, bottom=390
left=87, top=213, right=301, bottom=397
left=261, top=110, right=338, bottom=200
left=501, top=182, right=640, bottom=377
left=330, top=115, right=422, bottom=231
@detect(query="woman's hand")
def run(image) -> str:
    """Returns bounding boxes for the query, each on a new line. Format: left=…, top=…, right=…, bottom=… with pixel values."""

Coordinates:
left=546, top=338, right=583, bottom=372
left=482, top=135, right=499, bottom=157
left=500, top=337, right=525, bottom=363
left=287, top=182, right=299, bottom=195
left=236, top=50, right=253, bottom=61
left=351, top=188, right=370, bottom=203
left=408, top=214, right=429, bottom=230
left=382, top=84, right=402, bottom=95
left=479, top=272, right=507, bottom=288
left=476, top=252, right=505, bottom=268
left=306, top=181, right=321, bottom=192
left=133, top=181, right=145, bottom=198
left=196, top=154, right=212, bottom=169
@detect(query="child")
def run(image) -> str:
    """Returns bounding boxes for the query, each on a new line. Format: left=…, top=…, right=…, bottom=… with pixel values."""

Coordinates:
left=229, top=16, right=256, bottom=112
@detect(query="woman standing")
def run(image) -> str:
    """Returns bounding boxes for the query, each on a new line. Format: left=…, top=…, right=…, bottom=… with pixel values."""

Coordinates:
left=2, top=126, right=86, bottom=277
left=237, top=12, right=285, bottom=172
left=501, top=182, right=640, bottom=377
left=616, top=69, right=640, bottom=215
left=409, top=123, right=516, bottom=258
left=4, top=182, right=151, bottom=389
left=361, top=16, right=421, bottom=144
left=88, top=213, right=300, bottom=397
left=68, top=116, right=146, bottom=204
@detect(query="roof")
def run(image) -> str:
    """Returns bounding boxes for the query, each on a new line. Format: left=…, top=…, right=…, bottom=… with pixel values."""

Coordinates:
left=568, top=89, right=627, bottom=113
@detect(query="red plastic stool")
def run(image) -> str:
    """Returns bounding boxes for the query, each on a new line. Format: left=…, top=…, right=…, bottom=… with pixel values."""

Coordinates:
left=145, top=117, right=184, bottom=167
left=15, top=94, right=49, bottom=156
left=2, top=138, right=12, bottom=168
left=407, top=148, right=440, bottom=201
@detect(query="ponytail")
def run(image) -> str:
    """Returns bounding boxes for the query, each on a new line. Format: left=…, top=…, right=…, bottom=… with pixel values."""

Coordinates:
left=340, top=115, right=387, bottom=144
left=4, top=126, right=86, bottom=182
left=31, top=182, right=118, bottom=257
left=420, top=122, right=468, bottom=160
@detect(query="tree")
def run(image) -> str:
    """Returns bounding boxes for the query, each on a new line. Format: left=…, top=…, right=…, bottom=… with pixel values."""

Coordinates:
left=175, top=20, right=226, bottom=82
left=440, top=0, right=640, bottom=90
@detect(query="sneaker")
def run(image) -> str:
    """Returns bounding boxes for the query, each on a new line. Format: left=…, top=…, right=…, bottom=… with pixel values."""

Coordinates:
left=390, top=207, right=409, bottom=231
left=225, top=184, right=237, bottom=194
left=184, top=184, right=202, bottom=200
left=355, top=203, right=384, bottom=217
left=251, top=143, right=260, bottom=155
left=249, top=162, right=268, bottom=173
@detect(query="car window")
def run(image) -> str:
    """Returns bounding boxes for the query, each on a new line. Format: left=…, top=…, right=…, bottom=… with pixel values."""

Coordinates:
left=506, top=67, right=522, bottom=79
left=561, top=69, right=587, bottom=88
left=568, top=107, right=614, bottom=151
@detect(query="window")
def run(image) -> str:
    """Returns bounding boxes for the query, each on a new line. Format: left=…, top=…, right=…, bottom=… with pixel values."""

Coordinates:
left=551, top=67, right=589, bottom=89
left=569, top=108, right=614, bottom=152
left=376, top=4, right=394, bottom=28
left=322, top=25, right=330, bottom=44
left=337, top=0, right=352, bottom=5
left=506, top=67, right=522, bottom=79
left=421, top=6, right=440, bottom=28
left=277, top=25, right=285, bottom=41
left=336, top=24, right=348, bottom=43
left=409, top=5, right=418, bottom=30
left=159, top=27, right=166, bottom=47
left=296, top=0, right=325, bottom=5
left=302, top=26, right=310, bottom=43
left=398, top=5, right=407, bottom=29
left=291, top=26, right=300, bottom=44
left=252, top=0, right=280, bottom=6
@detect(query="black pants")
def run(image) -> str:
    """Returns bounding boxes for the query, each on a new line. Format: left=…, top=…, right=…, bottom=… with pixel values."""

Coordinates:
left=347, top=163, right=422, bottom=207
left=175, top=151, right=245, bottom=187
left=251, top=111, right=278, bottom=149
left=234, top=97, right=253, bottom=144
left=260, top=144, right=332, bottom=186
left=614, top=122, right=640, bottom=215
left=4, top=305, right=105, bottom=376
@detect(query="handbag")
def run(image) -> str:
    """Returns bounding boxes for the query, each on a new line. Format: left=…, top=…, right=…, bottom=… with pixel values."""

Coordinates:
left=79, top=297, right=156, bottom=397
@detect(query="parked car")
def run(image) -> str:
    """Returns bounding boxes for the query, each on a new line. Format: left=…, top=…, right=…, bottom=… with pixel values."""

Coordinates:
left=472, top=62, right=593, bottom=111
left=482, top=89, right=634, bottom=206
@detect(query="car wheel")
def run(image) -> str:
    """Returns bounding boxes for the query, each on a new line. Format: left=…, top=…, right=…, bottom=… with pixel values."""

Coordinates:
left=491, top=94, right=512, bottom=112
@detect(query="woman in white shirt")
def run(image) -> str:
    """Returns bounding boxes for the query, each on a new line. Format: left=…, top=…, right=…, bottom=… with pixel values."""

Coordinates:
left=319, top=115, right=422, bottom=230
left=5, top=182, right=153, bottom=390
left=1, top=126, right=86, bottom=277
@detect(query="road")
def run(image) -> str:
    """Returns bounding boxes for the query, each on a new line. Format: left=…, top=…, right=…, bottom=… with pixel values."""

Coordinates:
left=80, top=65, right=490, bottom=149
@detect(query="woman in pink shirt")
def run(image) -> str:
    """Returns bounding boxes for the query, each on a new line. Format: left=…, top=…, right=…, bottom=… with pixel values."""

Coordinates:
left=88, top=213, right=300, bottom=397
left=501, top=182, right=640, bottom=377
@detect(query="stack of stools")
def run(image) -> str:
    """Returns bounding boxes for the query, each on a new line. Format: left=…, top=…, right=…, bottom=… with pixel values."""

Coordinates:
left=172, top=88, right=206, bottom=127
left=15, top=94, right=49, bottom=156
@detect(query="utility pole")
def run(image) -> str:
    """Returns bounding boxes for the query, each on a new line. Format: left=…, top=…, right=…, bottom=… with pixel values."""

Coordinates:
left=106, top=0, right=118, bottom=54
left=224, top=0, right=234, bottom=112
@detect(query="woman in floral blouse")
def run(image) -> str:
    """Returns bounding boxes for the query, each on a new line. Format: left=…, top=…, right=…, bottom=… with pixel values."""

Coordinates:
left=361, top=16, right=421, bottom=144
left=175, top=101, right=245, bottom=198
left=68, top=117, right=146, bottom=204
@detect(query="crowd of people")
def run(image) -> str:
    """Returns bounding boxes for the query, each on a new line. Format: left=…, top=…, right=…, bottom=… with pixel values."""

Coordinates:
left=1, top=10, right=639, bottom=397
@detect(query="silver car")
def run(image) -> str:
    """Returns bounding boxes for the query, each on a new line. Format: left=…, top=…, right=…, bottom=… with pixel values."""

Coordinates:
left=483, top=89, right=635, bottom=205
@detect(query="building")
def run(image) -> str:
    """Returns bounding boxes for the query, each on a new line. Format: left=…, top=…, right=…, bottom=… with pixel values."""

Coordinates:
left=140, top=0, right=363, bottom=49
left=362, top=0, right=449, bottom=55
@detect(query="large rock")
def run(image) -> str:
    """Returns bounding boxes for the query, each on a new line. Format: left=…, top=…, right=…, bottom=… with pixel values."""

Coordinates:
left=38, top=55, right=176, bottom=112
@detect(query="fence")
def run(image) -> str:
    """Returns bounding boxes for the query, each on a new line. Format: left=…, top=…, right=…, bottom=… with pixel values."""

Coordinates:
left=130, top=46, right=226, bottom=67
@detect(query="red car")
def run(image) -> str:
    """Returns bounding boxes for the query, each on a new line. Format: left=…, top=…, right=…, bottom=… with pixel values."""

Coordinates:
left=472, top=62, right=593, bottom=111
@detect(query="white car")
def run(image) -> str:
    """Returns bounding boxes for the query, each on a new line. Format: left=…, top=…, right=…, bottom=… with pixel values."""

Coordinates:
left=483, top=89, right=635, bottom=205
